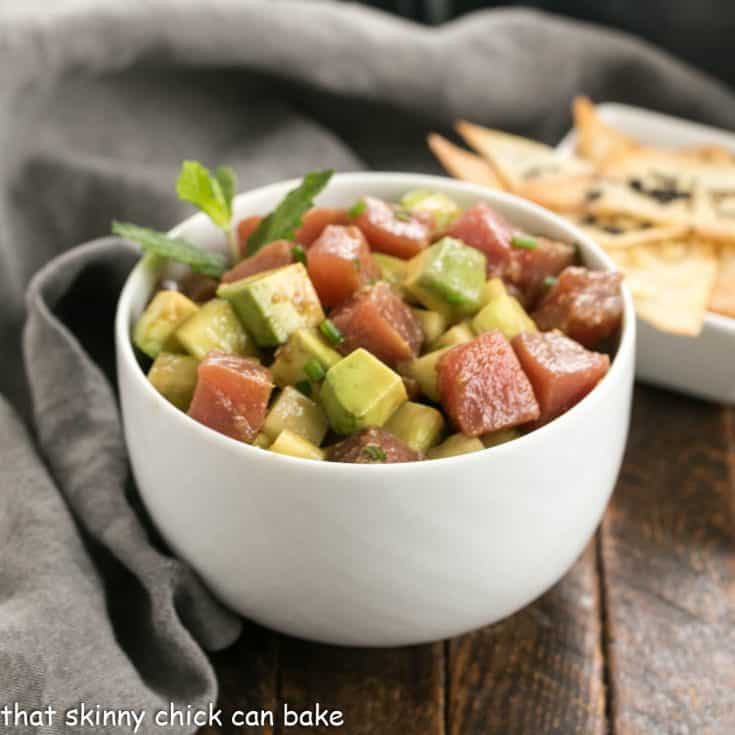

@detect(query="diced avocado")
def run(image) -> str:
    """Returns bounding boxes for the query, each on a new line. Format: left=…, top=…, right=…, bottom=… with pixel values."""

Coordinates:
left=373, top=252, right=408, bottom=288
left=481, top=427, right=520, bottom=448
left=431, top=322, right=475, bottom=350
left=217, top=263, right=324, bottom=347
left=400, top=189, right=462, bottom=232
left=270, top=327, right=342, bottom=388
left=405, top=237, right=486, bottom=320
left=175, top=298, right=258, bottom=360
left=411, top=308, right=448, bottom=346
left=321, top=348, right=407, bottom=434
left=384, top=401, right=445, bottom=453
left=253, top=432, right=272, bottom=449
left=403, top=348, right=449, bottom=403
left=269, top=429, right=325, bottom=461
left=133, top=290, right=199, bottom=358
left=427, top=434, right=484, bottom=459
left=472, top=278, right=537, bottom=339
left=262, top=386, right=329, bottom=446
left=147, top=352, right=199, bottom=410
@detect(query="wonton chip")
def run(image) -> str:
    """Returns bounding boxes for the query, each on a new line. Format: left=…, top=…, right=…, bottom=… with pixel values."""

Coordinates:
left=609, top=240, right=718, bottom=335
left=568, top=214, right=689, bottom=250
left=709, top=244, right=735, bottom=318
left=427, top=133, right=504, bottom=189
left=515, top=173, right=598, bottom=214
left=455, top=120, right=591, bottom=190
left=573, top=97, right=639, bottom=164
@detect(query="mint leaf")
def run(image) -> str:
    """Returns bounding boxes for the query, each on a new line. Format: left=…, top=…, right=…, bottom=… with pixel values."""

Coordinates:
left=247, top=169, right=334, bottom=255
left=215, top=165, right=236, bottom=216
left=176, top=160, right=235, bottom=232
left=112, top=221, right=227, bottom=278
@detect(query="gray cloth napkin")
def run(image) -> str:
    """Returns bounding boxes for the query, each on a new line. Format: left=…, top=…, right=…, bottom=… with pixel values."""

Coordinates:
left=3, top=1, right=735, bottom=732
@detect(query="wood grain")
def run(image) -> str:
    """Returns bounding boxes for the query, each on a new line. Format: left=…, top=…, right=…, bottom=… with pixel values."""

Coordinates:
left=447, top=543, right=606, bottom=735
left=276, top=638, right=444, bottom=734
left=601, top=385, right=735, bottom=734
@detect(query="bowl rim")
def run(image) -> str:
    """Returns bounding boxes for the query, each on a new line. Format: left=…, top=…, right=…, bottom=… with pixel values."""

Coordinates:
left=115, top=171, right=636, bottom=472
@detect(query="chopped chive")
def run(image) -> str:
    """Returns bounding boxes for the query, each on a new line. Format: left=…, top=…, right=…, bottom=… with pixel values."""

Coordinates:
left=394, top=208, right=413, bottom=223
left=511, top=234, right=538, bottom=250
left=320, top=318, right=344, bottom=346
left=362, top=444, right=387, bottom=462
left=347, top=200, right=366, bottom=218
left=295, top=380, right=312, bottom=397
left=303, top=358, right=326, bottom=382
left=543, top=275, right=558, bottom=291
left=352, top=256, right=361, bottom=271
left=292, top=244, right=307, bottom=264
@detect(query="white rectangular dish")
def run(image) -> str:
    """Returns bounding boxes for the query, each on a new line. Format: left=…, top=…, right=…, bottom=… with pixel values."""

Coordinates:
left=557, top=103, right=735, bottom=405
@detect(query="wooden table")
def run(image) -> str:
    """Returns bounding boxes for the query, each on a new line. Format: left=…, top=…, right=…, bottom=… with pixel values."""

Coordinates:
left=204, top=384, right=735, bottom=734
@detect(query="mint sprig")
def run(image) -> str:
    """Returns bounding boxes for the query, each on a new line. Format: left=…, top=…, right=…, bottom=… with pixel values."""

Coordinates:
left=247, top=169, right=334, bottom=256
left=112, top=221, right=227, bottom=278
left=177, top=161, right=238, bottom=260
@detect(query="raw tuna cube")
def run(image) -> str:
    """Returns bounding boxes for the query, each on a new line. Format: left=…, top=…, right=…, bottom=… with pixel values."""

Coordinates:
left=296, top=207, right=349, bottom=246
left=354, top=196, right=433, bottom=259
left=221, top=240, right=294, bottom=284
left=307, top=225, right=380, bottom=307
left=512, top=330, right=609, bottom=426
left=188, top=352, right=273, bottom=443
left=437, top=331, right=540, bottom=436
left=506, top=237, right=576, bottom=307
left=328, top=428, right=421, bottom=463
left=330, top=281, right=423, bottom=367
left=447, top=203, right=514, bottom=276
left=532, top=267, right=623, bottom=348
left=237, top=214, right=263, bottom=257
left=177, top=273, right=219, bottom=303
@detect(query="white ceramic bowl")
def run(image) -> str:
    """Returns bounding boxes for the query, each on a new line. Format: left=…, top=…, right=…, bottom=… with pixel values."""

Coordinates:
left=115, top=173, right=635, bottom=647
left=558, top=103, right=735, bottom=404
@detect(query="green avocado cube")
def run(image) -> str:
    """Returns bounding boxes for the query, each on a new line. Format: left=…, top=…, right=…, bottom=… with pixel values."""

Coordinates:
left=133, top=290, right=199, bottom=358
left=217, top=263, right=324, bottom=347
left=147, top=352, right=199, bottom=410
left=400, top=189, right=462, bottom=232
left=321, top=348, right=407, bottom=434
left=405, top=237, right=486, bottom=320
left=269, top=429, right=325, bottom=461
left=472, top=278, right=537, bottom=339
left=270, top=327, right=342, bottom=387
left=262, top=386, right=329, bottom=446
left=411, top=308, right=448, bottom=346
left=403, top=348, right=449, bottom=403
left=384, top=401, right=445, bottom=453
left=372, top=253, right=412, bottom=299
left=481, top=427, right=520, bottom=448
left=430, top=322, right=475, bottom=350
left=427, top=433, right=484, bottom=459
left=253, top=433, right=272, bottom=449
left=175, top=298, right=258, bottom=360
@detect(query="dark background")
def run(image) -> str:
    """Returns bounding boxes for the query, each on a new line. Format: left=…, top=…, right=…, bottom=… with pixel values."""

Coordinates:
left=360, top=0, right=733, bottom=89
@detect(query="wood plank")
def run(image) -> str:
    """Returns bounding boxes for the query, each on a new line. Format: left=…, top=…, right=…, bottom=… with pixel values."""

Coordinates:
left=447, top=543, right=606, bottom=735
left=601, top=385, right=735, bottom=734
left=202, top=622, right=279, bottom=734
left=276, top=639, right=444, bottom=734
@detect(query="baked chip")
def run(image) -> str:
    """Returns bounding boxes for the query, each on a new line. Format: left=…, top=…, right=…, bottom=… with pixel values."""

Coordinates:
left=573, top=97, right=638, bottom=164
left=427, top=133, right=504, bottom=189
left=709, top=244, right=735, bottom=318
left=568, top=213, right=689, bottom=249
left=455, top=120, right=591, bottom=191
left=610, top=240, right=718, bottom=335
